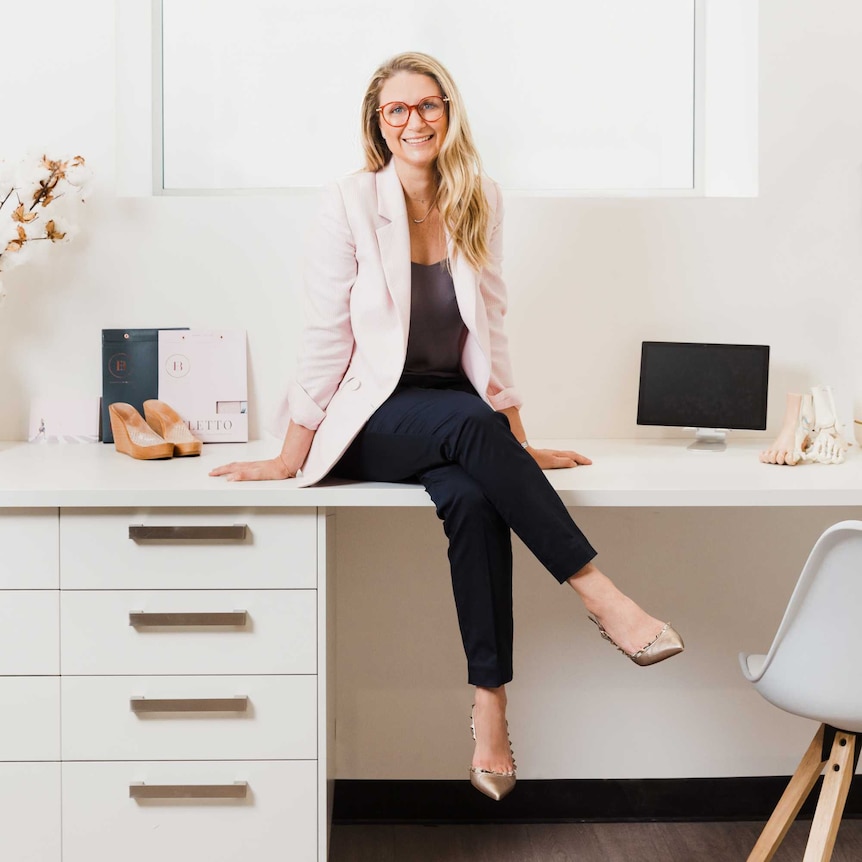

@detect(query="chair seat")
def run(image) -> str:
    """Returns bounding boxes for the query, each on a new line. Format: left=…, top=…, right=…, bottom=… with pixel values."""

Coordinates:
left=743, top=650, right=862, bottom=732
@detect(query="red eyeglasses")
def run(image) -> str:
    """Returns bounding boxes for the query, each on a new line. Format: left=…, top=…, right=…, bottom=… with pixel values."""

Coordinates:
left=377, top=96, right=449, bottom=128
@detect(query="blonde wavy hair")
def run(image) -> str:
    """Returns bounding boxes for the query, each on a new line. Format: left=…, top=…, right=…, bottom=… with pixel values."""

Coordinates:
left=360, top=52, right=491, bottom=272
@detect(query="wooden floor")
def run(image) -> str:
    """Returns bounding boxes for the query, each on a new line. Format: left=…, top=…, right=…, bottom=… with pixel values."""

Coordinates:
left=331, top=820, right=862, bottom=861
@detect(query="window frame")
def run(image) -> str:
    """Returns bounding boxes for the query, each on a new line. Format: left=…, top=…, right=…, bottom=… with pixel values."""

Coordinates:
left=114, top=0, right=756, bottom=199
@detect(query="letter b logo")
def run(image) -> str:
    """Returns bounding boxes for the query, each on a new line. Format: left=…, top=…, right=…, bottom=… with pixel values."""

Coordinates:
left=166, top=354, right=190, bottom=378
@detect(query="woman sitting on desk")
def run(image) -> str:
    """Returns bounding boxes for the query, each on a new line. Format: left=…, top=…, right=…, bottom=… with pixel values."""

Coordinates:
left=210, top=51, right=684, bottom=801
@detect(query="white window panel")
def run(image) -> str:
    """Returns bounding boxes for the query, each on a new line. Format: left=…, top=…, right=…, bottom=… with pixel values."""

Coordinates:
left=442, top=0, right=695, bottom=191
left=160, top=0, right=696, bottom=192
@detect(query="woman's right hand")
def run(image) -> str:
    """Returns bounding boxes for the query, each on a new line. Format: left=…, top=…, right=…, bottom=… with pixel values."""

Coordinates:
left=209, top=456, right=296, bottom=482
left=210, top=421, right=314, bottom=482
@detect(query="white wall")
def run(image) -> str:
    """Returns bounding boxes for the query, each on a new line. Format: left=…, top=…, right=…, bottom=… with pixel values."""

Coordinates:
left=2, top=0, right=862, bottom=779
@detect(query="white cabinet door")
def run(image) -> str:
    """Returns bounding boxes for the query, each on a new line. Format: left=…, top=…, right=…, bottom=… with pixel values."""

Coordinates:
left=0, top=678, right=60, bottom=759
left=0, top=509, right=58, bottom=588
left=0, top=763, right=61, bottom=861
left=63, top=761, right=318, bottom=862
left=60, top=508, right=317, bottom=589
left=62, top=675, right=317, bottom=760
left=0, top=590, right=60, bottom=674
left=61, top=589, right=316, bottom=674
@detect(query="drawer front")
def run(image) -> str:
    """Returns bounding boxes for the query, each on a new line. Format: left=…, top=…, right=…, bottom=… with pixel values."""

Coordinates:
left=0, top=763, right=61, bottom=862
left=0, top=678, right=61, bottom=759
left=62, top=760, right=317, bottom=862
left=0, top=590, right=60, bottom=674
left=0, top=509, right=58, bottom=588
left=62, top=675, right=317, bottom=761
left=60, top=508, right=317, bottom=589
left=61, top=590, right=316, bottom=675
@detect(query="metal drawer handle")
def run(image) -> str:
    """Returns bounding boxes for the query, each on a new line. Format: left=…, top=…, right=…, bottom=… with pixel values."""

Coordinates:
left=129, top=611, right=248, bottom=627
left=130, top=781, right=248, bottom=800
left=130, top=696, right=249, bottom=713
left=128, top=524, right=248, bottom=541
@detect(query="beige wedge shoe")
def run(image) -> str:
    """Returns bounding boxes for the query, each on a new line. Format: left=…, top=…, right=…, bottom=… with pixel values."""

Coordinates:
left=109, top=403, right=175, bottom=460
left=143, top=400, right=202, bottom=457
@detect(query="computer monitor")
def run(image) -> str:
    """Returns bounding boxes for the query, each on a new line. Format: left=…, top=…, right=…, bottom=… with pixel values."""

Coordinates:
left=637, top=341, right=770, bottom=450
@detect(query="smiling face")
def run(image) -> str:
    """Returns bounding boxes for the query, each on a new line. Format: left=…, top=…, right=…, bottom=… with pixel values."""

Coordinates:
left=377, top=71, right=448, bottom=175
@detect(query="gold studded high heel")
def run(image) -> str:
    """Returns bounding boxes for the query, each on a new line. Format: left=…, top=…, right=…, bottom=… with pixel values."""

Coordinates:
left=469, top=705, right=516, bottom=801
left=143, top=400, right=202, bottom=457
left=588, top=615, right=684, bottom=667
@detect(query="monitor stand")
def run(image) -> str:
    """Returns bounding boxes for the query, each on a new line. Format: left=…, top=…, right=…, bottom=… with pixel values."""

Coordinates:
left=686, top=428, right=728, bottom=452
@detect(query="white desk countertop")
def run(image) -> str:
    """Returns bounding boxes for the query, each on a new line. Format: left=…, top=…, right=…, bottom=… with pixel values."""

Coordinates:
left=1, top=438, right=860, bottom=508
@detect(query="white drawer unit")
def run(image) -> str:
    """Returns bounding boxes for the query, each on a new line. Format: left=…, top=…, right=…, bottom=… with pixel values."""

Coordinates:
left=62, top=675, right=317, bottom=761
left=62, top=760, right=318, bottom=862
left=0, top=492, right=332, bottom=861
left=0, top=763, right=61, bottom=862
left=61, top=589, right=317, bottom=675
left=0, top=678, right=61, bottom=760
left=0, top=590, right=59, bottom=674
left=60, top=507, right=318, bottom=589
left=0, top=508, right=58, bottom=588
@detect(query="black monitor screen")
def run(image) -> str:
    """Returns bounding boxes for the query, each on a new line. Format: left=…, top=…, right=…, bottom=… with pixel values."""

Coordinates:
left=637, top=342, right=770, bottom=430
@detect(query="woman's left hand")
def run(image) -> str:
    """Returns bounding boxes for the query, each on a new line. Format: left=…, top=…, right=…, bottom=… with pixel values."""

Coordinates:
left=527, top=447, right=592, bottom=469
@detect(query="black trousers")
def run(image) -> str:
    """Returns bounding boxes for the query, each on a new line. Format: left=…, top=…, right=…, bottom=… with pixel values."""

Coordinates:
left=332, top=375, right=597, bottom=687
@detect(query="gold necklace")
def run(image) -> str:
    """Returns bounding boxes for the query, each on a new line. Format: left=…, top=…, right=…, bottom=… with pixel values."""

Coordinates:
left=410, top=193, right=438, bottom=224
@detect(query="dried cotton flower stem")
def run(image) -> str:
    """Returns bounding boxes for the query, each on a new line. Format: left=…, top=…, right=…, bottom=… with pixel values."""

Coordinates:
left=0, top=154, right=86, bottom=273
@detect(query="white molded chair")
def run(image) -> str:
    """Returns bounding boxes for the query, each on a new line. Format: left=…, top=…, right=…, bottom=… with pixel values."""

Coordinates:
left=740, top=520, right=862, bottom=862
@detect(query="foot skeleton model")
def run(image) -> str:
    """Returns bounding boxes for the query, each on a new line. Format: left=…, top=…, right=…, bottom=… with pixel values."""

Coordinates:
left=760, top=386, right=850, bottom=466
left=803, top=385, right=851, bottom=464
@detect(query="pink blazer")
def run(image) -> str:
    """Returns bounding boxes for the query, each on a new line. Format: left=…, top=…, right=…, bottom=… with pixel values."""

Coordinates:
left=273, top=159, right=523, bottom=487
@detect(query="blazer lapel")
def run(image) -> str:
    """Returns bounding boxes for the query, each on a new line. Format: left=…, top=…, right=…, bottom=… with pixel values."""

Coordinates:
left=450, top=244, right=491, bottom=397
left=449, top=244, right=480, bottom=337
left=375, top=161, right=412, bottom=346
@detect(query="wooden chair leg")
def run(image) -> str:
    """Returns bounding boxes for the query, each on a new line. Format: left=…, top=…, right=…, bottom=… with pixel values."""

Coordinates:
left=802, top=731, right=856, bottom=862
left=747, top=724, right=827, bottom=862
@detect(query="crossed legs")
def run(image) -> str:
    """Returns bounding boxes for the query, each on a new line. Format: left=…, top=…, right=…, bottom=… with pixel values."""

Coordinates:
left=332, top=381, right=669, bottom=777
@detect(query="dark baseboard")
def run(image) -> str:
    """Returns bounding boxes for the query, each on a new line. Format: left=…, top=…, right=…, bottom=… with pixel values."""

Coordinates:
left=333, top=777, right=862, bottom=825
